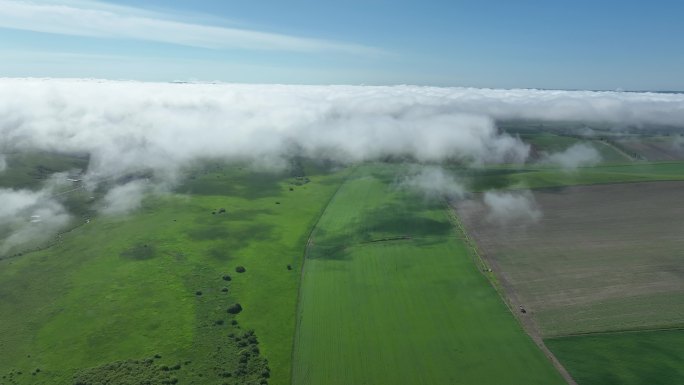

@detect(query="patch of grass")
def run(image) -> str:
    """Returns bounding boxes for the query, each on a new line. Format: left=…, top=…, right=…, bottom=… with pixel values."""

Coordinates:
left=546, top=329, right=684, bottom=385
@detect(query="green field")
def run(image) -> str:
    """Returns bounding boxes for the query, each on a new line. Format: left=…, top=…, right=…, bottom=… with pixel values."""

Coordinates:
left=0, top=151, right=89, bottom=189
left=520, top=132, right=630, bottom=163
left=0, top=160, right=347, bottom=385
left=5, top=150, right=684, bottom=385
left=546, top=329, right=684, bottom=385
left=459, top=161, right=684, bottom=191
left=291, top=165, right=564, bottom=385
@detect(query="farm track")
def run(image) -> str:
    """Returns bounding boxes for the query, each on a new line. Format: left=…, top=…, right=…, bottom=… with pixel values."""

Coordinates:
left=448, top=206, right=578, bottom=385
left=549, top=325, right=684, bottom=339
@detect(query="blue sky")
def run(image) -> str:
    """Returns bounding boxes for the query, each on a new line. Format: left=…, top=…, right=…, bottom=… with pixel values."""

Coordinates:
left=1, top=0, right=683, bottom=90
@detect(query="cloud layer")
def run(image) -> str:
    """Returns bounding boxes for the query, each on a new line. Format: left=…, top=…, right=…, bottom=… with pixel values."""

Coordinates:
left=1, top=79, right=684, bottom=252
left=0, top=79, right=540, bottom=179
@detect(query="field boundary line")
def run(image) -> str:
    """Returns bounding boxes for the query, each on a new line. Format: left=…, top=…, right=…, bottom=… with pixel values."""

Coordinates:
left=549, top=325, right=684, bottom=340
left=289, top=166, right=356, bottom=385
left=446, top=201, right=578, bottom=385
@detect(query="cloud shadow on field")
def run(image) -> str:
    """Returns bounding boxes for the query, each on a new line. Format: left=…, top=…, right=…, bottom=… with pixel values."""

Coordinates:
left=460, top=168, right=534, bottom=191
left=362, top=202, right=452, bottom=238
left=120, top=243, right=158, bottom=261
left=307, top=201, right=452, bottom=260
left=175, top=171, right=285, bottom=200
left=187, top=222, right=276, bottom=260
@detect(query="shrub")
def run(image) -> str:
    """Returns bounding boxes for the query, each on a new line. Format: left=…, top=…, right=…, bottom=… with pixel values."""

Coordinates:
left=222, top=275, right=232, bottom=281
left=287, top=264, right=292, bottom=270
left=221, top=287, right=229, bottom=292
left=235, top=266, right=246, bottom=273
left=227, top=303, right=243, bottom=314
left=195, top=291, right=203, bottom=296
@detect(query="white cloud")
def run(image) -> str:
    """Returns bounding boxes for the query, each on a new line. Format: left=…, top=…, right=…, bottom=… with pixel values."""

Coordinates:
left=100, top=180, right=147, bottom=216
left=483, top=190, right=541, bottom=226
left=1, top=79, right=683, bottom=251
left=0, top=79, right=534, bottom=179
left=0, top=0, right=380, bottom=54
left=1, top=79, right=683, bottom=183
left=0, top=188, right=71, bottom=254
left=541, top=143, right=602, bottom=169
left=402, top=166, right=466, bottom=200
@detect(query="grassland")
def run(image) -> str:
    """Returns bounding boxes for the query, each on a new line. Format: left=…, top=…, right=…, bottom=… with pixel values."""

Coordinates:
left=459, top=161, right=684, bottom=192
left=291, top=165, right=565, bottom=385
left=546, top=329, right=684, bottom=385
left=0, top=151, right=89, bottom=189
left=0, top=159, right=347, bottom=385
left=5, top=148, right=684, bottom=385
left=519, top=132, right=630, bottom=163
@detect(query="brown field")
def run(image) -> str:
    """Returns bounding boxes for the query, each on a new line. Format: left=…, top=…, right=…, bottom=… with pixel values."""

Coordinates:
left=456, top=181, right=684, bottom=337
left=617, top=137, right=684, bottom=161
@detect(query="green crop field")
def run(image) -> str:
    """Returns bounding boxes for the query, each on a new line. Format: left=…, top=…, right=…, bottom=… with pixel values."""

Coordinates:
left=458, top=161, right=684, bottom=192
left=291, top=165, right=565, bottom=385
left=0, top=159, right=347, bottom=385
left=520, top=132, right=630, bottom=163
left=546, top=329, right=684, bottom=385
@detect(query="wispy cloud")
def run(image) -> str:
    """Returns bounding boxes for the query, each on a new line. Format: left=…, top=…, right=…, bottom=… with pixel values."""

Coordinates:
left=0, top=0, right=381, bottom=54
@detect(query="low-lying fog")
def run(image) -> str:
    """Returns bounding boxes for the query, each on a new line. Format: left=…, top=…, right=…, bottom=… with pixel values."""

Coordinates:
left=1, top=79, right=683, bottom=253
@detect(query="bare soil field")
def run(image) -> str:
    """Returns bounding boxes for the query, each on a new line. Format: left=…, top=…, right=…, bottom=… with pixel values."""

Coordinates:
left=456, top=181, right=684, bottom=337
left=617, top=137, right=684, bottom=161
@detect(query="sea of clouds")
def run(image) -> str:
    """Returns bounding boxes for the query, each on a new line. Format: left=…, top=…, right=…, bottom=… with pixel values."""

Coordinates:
left=1, top=79, right=683, bottom=252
